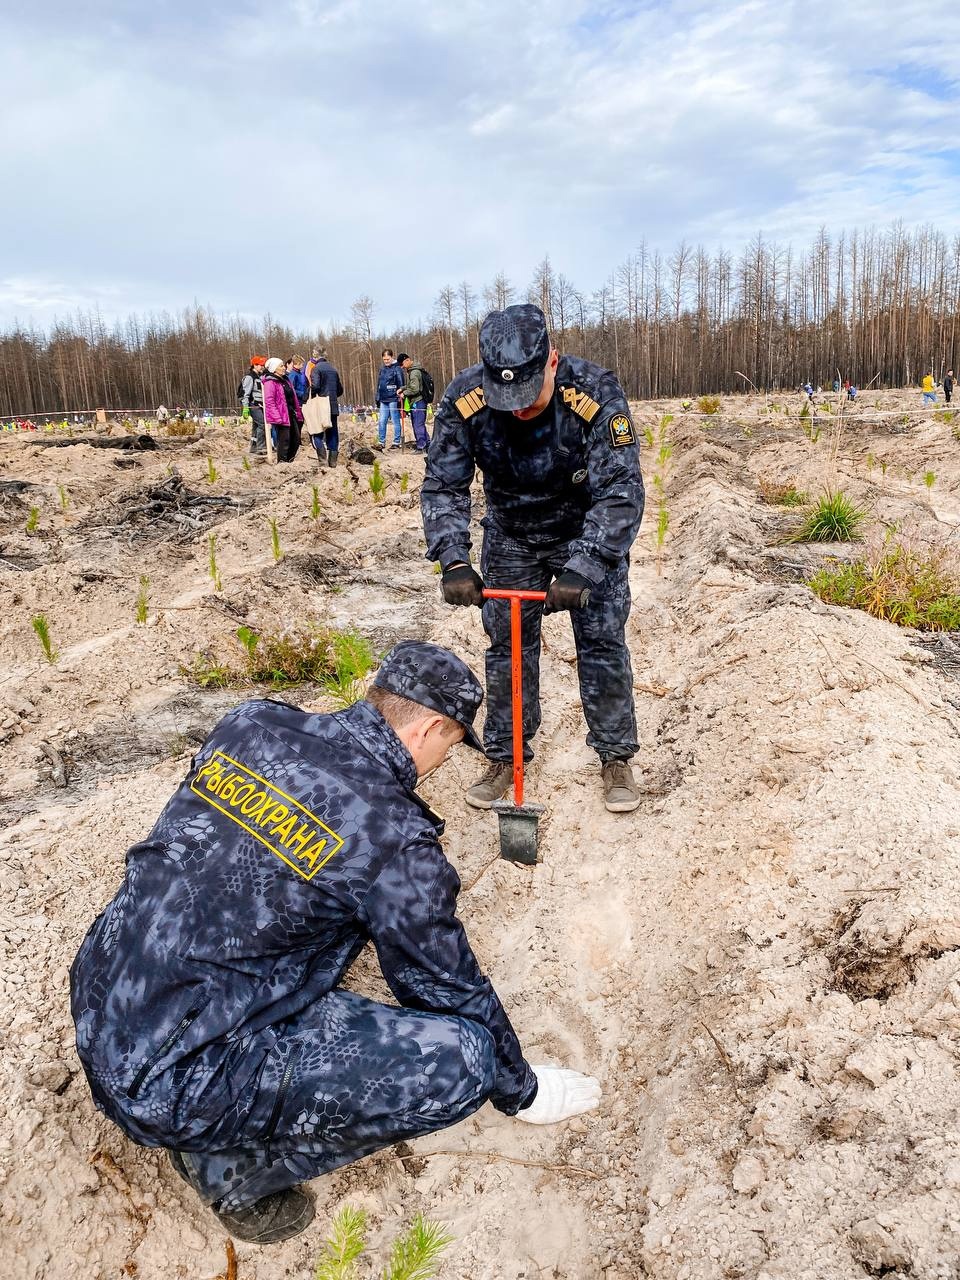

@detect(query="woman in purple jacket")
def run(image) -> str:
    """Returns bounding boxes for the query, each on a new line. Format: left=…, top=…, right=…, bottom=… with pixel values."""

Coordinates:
left=262, top=357, right=304, bottom=463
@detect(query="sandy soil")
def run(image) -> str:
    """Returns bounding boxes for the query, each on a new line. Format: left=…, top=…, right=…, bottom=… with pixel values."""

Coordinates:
left=2, top=391, right=960, bottom=1280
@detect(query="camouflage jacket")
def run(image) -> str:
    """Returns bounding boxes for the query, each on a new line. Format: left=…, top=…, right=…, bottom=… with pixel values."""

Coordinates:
left=421, top=354, right=644, bottom=583
left=70, top=698, right=536, bottom=1138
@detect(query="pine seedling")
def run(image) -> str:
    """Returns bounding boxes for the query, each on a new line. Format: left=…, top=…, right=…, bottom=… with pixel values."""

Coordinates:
left=58, top=484, right=69, bottom=511
left=656, top=506, right=669, bottom=558
left=321, top=629, right=374, bottom=707
left=315, top=1205, right=367, bottom=1280
left=207, top=532, right=223, bottom=591
left=25, top=506, right=40, bottom=534
left=924, top=470, right=936, bottom=491
left=31, top=613, right=57, bottom=663
left=369, top=460, right=386, bottom=502
left=866, top=452, right=875, bottom=472
left=236, top=624, right=260, bottom=665
left=384, top=1213, right=454, bottom=1280
left=311, top=486, right=321, bottom=521
left=270, top=517, right=282, bottom=561
left=242, top=455, right=251, bottom=473
left=399, top=471, right=410, bottom=495
left=313, top=1206, right=453, bottom=1280
left=643, top=423, right=655, bottom=448
left=206, top=456, right=218, bottom=484
left=135, top=574, right=150, bottom=624
left=652, top=414, right=672, bottom=575
left=341, top=474, right=354, bottom=505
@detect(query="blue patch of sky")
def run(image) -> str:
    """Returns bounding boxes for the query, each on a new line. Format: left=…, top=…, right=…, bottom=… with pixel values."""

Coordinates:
left=881, top=61, right=960, bottom=103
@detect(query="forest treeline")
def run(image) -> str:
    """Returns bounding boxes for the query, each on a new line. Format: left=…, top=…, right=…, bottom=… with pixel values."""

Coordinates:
left=3, top=223, right=960, bottom=416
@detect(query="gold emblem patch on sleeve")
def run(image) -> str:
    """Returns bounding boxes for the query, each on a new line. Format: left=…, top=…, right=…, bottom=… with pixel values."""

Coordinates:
left=455, top=386, right=485, bottom=418
left=609, top=414, right=635, bottom=447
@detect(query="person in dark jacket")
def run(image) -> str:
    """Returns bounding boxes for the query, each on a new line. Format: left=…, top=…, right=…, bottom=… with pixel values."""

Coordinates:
left=421, top=304, right=645, bottom=814
left=308, top=347, right=345, bottom=467
left=262, top=357, right=303, bottom=463
left=286, top=356, right=309, bottom=404
left=399, top=353, right=430, bottom=452
left=945, top=370, right=954, bottom=404
left=70, top=642, right=599, bottom=1245
left=375, top=348, right=405, bottom=449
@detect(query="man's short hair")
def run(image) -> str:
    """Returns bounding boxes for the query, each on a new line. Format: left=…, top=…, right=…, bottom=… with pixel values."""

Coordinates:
left=366, top=687, right=462, bottom=737
left=381, top=347, right=395, bottom=358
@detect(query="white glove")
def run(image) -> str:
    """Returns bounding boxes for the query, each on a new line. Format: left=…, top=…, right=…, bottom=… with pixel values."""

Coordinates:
left=515, top=1065, right=601, bottom=1125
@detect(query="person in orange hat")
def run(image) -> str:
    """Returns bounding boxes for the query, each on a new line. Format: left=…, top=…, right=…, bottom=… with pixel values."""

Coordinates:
left=240, top=356, right=267, bottom=455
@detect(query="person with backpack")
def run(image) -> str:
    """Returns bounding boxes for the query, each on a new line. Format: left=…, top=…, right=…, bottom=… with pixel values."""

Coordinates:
left=262, top=357, right=303, bottom=463
left=239, top=356, right=267, bottom=455
left=308, top=348, right=345, bottom=467
left=399, top=354, right=433, bottom=453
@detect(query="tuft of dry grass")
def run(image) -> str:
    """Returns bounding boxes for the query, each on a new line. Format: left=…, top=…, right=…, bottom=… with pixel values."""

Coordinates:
left=182, top=624, right=374, bottom=696
left=809, top=533, right=960, bottom=629
left=758, top=476, right=807, bottom=507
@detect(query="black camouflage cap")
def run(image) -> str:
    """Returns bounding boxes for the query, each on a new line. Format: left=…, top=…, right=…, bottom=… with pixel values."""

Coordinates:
left=479, top=303, right=551, bottom=411
left=373, top=641, right=484, bottom=750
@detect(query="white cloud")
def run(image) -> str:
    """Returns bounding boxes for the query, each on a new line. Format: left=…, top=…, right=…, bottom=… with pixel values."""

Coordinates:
left=1, top=0, right=959, bottom=331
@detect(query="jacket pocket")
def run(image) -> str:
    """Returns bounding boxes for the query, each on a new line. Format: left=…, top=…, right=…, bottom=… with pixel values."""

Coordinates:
left=126, top=1004, right=206, bottom=1100
left=261, top=1041, right=303, bottom=1149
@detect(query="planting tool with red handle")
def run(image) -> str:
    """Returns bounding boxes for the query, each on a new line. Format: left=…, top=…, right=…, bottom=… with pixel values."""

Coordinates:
left=482, top=588, right=547, bottom=864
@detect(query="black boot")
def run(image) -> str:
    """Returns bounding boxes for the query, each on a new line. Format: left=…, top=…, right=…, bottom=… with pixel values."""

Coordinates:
left=168, top=1150, right=315, bottom=1244
left=327, top=450, right=339, bottom=468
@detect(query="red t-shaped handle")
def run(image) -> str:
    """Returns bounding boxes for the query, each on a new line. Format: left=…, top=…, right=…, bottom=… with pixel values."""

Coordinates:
left=481, top=589, right=547, bottom=805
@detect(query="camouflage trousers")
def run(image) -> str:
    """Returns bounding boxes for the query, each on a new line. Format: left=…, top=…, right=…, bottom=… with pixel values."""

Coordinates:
left=172, top=989, right=495, bottom=1211
left=480, top=520, right=638, bottom=762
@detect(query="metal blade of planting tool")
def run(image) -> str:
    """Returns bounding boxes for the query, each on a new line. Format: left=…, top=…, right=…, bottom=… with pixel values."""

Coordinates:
left=481, top=587, right=547, bottom=864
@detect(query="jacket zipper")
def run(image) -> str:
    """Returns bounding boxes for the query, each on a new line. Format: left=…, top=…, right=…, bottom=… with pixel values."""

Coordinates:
left=126, top=1005, right=204, bottom=1099
left=262, top=1042, right=302, bottom=1159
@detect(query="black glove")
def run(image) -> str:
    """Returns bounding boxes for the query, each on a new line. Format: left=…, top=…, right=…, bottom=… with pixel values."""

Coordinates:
left=441, top=563, right=485, bottom=607
left=543, top=571, right=592, bottom=614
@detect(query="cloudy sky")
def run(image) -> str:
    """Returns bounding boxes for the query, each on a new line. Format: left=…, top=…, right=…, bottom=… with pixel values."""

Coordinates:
left=3, top=0, right=959, bottom=333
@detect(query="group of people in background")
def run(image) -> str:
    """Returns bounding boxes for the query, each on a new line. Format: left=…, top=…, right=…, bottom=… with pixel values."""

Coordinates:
left=922, top=370, right=955, bottom=406
left=239, top=349, right=344, bottom=465
left=239, top=346, right=434, bottom=466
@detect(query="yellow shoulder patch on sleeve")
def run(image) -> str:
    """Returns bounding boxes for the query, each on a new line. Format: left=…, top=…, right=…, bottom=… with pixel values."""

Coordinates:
left=455, top=386, right=485, bottom=418
left=559, top=384, right=601, bottom=423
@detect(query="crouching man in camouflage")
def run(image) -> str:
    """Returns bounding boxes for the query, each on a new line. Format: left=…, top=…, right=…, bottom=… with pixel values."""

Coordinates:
left=70, top=642, right=599, bottom=1245
left=421, top=304, right=645, bottom=814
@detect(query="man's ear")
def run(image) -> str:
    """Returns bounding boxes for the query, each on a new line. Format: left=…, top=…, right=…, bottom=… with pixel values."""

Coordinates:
left=411, top=713, right=444, bottom=745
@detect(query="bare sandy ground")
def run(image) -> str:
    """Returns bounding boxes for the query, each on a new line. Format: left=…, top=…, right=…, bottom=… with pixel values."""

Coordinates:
left=2, top=390, right=960, bottom=1279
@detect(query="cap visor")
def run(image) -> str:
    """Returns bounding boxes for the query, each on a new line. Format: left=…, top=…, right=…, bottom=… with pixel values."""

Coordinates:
left=482, top=368, right=544, bottom=412
left=462, top=725, right=484, bottom=752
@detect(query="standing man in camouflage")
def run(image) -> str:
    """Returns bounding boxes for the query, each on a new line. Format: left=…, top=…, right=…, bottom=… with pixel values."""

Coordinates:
left=421, top=304, right=644, bottom=814
left=70, top=642, right=599, bottom=1245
